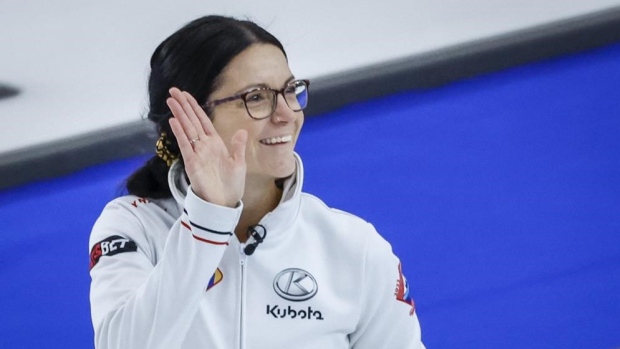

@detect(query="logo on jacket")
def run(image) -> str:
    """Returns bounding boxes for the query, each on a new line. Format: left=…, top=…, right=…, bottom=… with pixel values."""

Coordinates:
left=273, top=268, right=318, bottom=301
left=395, top=262, right=416, bottom=316
left=206, top=268, right=223, bottom=291
left=89, top=235, right=138, bottom=270
left=266, top=305, right=324, bottom=320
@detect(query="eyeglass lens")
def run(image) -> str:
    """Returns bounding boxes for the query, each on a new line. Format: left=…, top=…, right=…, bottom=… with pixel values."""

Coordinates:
left=244, top=80, right=308, bottom=119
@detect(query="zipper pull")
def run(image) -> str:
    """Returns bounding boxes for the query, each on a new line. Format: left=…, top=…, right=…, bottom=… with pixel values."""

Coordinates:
left=239, top=244, right=247, bottom=264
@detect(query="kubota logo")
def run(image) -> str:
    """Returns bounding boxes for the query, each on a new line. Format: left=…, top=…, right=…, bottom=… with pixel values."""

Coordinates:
left=273, top=268, right=318, bottom=301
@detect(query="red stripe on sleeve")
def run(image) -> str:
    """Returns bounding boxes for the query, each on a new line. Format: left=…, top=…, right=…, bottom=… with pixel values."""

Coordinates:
left=192, top=234, right=229, bottom=245
left=181, top=221, right=192, bottom=231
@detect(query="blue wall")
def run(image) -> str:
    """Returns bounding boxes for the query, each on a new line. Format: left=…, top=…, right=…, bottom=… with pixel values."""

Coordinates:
left=1, top=42, right=619, bottom=348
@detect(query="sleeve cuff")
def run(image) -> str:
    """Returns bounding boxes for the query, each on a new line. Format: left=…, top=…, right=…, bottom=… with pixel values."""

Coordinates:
left=182, top=186, right=243, bottom=244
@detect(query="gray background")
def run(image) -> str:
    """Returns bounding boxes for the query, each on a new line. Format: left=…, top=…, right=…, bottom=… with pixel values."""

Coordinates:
left=2, top=0, right=620, bottom=153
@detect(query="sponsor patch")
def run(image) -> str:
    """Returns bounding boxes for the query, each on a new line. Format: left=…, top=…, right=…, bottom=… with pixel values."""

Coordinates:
left=89, top=235, right=138, bottom=270
left=206, top=268, right=223, bottom=291
left=395, top=262, right=416, bottom=316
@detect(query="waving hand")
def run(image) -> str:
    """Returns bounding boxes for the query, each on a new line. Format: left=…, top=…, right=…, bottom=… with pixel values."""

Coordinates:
left=167, top=87, right=248, bottom=207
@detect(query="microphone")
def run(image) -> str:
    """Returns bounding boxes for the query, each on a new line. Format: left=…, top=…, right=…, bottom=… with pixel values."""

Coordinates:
left=243, top=224, right=267, bottom=256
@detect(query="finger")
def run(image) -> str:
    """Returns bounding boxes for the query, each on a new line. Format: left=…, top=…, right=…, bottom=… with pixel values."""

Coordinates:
left=169, top=117, right=194, bottom=159
left=230, top=129, right=248, bottom=164
left=168, top=88, right=203, bottom=138
left=184, top=91, right=218, bottom=137
left=169, top=87, right=205, bottom=138
left=166, top=95, right=201, bottom=143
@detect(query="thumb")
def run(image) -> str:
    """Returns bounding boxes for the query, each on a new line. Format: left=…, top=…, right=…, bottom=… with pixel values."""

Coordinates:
left=230, top=129, right=248, bottom=164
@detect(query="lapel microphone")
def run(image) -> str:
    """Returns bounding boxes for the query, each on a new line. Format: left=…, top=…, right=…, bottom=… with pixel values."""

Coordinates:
left=244, top=224, right=267, bottom=256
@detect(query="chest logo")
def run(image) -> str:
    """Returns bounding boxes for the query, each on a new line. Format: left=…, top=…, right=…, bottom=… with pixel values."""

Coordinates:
left=273, top=268, right=318, bottom=301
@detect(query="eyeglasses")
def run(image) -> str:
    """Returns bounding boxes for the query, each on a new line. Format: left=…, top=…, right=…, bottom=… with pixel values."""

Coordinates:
left=202, top=79, right=310, bottom=120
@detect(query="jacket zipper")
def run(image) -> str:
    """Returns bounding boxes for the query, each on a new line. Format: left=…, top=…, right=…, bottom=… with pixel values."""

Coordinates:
left=239, top=246, right=247, bottom=349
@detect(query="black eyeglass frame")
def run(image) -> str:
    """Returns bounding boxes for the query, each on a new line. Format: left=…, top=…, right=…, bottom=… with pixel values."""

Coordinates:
left=202, top=79, right=310, bottom=120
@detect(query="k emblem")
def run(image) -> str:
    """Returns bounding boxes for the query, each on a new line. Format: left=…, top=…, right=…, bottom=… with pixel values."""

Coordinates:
left=273, top=268, right=318, bottom=301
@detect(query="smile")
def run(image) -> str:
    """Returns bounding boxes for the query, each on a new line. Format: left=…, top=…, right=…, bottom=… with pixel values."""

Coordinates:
left=260, top=135, right=292, bottom=145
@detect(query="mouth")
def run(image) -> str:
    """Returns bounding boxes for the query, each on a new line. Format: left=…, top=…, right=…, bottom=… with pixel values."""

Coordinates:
left=259, top=134, right=293, bottom=145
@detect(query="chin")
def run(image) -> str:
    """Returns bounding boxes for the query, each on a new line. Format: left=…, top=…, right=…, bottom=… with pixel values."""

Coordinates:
left=274, top=157, right=296, bottom=179
left=254, top=154, right=296, bottom=179
left=270, top=154, right=297, bottom=178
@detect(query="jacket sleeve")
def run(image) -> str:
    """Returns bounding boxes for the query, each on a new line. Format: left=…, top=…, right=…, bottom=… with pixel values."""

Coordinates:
left=89, top=189, right=242, bottom=349
left=349, top=224, right=425, bottom=349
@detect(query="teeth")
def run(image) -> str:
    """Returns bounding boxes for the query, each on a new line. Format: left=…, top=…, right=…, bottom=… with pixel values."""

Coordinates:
left=262, top=135, right=292, bottom=145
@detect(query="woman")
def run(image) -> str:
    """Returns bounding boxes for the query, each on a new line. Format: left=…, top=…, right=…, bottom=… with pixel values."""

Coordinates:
left=89, top=15, right=424, bottom=348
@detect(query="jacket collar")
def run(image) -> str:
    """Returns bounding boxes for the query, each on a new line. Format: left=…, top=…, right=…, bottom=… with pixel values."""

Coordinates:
left=167, top=153, right=304, bottom=238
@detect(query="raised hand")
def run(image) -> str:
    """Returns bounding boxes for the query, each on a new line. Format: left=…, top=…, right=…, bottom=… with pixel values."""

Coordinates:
left=167, top=87, right=248, bottom=207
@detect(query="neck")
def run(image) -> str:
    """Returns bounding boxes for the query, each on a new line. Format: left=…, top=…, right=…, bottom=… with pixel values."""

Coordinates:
left=235, top=175, right=282, bottom=242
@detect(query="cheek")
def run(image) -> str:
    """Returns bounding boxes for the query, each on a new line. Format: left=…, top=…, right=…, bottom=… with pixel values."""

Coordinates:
left=213, top=125, right=234, bottom=147
left=294, top=115, right=305, bottom=141
left=212, top=116, right=254, bottom=148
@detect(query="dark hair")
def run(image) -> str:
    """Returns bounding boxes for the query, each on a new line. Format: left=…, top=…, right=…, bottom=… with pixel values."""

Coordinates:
left=125, top=15, right=286, bottom=199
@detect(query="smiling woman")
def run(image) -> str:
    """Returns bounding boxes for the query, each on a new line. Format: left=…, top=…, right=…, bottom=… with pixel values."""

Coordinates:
left=88, top=15, right=425, bottom=349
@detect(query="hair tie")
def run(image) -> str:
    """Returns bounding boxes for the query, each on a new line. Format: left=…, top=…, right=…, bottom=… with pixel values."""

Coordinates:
left=155, top=133, right=178, bottom=167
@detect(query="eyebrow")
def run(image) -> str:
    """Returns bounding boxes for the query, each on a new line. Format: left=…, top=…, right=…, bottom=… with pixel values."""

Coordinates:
left=234, top=75, right=296, bottom=95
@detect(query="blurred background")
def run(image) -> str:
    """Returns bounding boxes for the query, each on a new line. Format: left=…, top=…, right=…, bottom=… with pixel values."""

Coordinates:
left=1, top=1, right=619, bottom=348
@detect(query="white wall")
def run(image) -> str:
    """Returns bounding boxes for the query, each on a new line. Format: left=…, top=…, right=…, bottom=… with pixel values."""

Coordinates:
left=1, top=0, right=619, bottom=154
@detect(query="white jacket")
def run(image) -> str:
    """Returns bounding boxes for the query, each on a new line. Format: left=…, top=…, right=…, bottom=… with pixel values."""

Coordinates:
left=89, top=154, right=425, bottom=348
